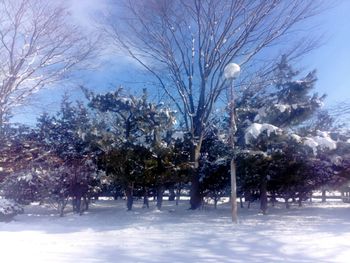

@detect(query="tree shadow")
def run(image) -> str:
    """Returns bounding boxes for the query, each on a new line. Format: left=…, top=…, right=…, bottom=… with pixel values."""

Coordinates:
left=0, top=200, right=349, bottom=262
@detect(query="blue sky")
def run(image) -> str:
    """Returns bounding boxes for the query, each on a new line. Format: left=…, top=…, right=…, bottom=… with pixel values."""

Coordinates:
left=12, top=0, right=350, bottom=124
left=302, top=0, right=350, bottom=104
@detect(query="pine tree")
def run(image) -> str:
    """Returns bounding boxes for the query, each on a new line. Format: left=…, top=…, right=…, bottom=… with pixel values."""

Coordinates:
left=0, top=124, right=44, bottom=204
left=235, top=57, right=333, bottom=213
left=199, top=131, right=231, bottom=209
left=34, top=97, right=99, bottom=216
left=86, top=87, right=176, bottom=210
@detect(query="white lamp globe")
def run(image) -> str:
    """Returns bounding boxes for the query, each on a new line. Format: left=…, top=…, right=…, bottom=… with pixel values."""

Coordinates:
left=224, top=63, right=240, bottom=79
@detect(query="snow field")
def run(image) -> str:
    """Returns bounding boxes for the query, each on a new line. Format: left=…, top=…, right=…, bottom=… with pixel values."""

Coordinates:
left=1, top=200, right=350, bottom=263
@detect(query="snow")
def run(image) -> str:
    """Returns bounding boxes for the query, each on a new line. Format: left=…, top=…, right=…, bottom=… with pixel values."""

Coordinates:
left=330, top=155, right=342, bottom=165
left=17, top=172, right=33, bottom=182
left=245, top=123, right=282, bottom=144
left=253, top=107, right=267, bottom=122
left=172, top=131, right=185, bottom=141
left=25, top=173, right=33, bottom=181
left=291, top=104, right=298, bottom=109
left=304, top=137, right=319, bottom=154
left=274, top=104, right=290, bottom=113
left=316, top=130, right=329, bottom=138
left=314, top=98, right=324, bottom=107
left=214, top=157, right=229, bottom=165
left=1, top=200, right=350, bottom=263
left=238, top=149, right=268, bottom=158
left=290, top=133, right=302, bottom=142
left=218, top=133, right=227, bottom=142
left=304, top=131, right=337, bottom=155
left=315, top=136, right=337, bottom=150
left=119, top=97, right=133, bottom=104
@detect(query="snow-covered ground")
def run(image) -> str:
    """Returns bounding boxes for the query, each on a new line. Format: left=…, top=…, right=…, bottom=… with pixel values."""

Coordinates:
left=1, top=199, right=350, bottom=263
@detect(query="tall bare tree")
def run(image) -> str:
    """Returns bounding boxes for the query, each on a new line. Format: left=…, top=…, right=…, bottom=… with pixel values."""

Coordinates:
left=0, top=0, right=94, bottom=131
left=105, top=0, right=324, bottom=209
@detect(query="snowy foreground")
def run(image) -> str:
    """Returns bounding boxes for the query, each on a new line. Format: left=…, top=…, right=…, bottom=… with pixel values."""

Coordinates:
left=1, top=200, right=350, bottom=263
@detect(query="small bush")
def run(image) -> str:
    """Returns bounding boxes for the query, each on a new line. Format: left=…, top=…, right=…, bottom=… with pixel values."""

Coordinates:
left=0, top=198, right=24, bottom=222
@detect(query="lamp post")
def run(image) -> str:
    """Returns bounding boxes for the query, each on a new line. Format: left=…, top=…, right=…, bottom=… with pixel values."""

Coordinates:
left=224, top=62, right=240, bottom=223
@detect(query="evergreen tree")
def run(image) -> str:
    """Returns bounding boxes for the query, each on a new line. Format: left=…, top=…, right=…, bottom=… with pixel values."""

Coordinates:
left=235, top=57, right=332, bottom=213
left=199, top=130, right=231, bottom=208
left=0, top=124, right=44, bottom=204
left=34, top=97, right=99, bottom=215
left=86, top=88, right=176, bottom=210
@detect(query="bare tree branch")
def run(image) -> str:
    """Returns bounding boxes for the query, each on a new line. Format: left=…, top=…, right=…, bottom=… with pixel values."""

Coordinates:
left=106, top=0, right=324, bottom=137
left=0, top=0, right=95, bottom=130
left=103, top=0, right=327, bottom=209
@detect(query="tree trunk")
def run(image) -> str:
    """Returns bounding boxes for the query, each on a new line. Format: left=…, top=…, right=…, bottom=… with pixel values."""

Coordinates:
left=285, top=197, right=290, bottom=209
left=176, top=187, right=181, bottom=206
left=214, top=195, right=218, bottom=209
left=59, top=199, right=66, bottom=217
left=245, top=191, right=252, bottom=209
left=190, top=142, right=202, bottom=210
left=76, top=198, right=81, bottom=214
left=153, top=190, right=157, bottom=201
left=271, top=191, right=276, bottom=207
left=260, top=177, right=268, bottom=214
left=59, top=206, right=64, bottom=217
left=126, top=183, right=134, bottom=211
left=143, top=187, right=149, bottom=208
left=321, top=189, right=326, bottom=203
left=156, top=186, right=164, bottom=210
left=72, top=198, right=77, bottom=213
left=85, top=197, right=90, bottom=211
left=240, top=196, right=244, bottom=208
left=247, top=191, right=252, bottom=209
left=298, top=193, right=303, bottom=207
left=168, top=186, right=176, bottom=201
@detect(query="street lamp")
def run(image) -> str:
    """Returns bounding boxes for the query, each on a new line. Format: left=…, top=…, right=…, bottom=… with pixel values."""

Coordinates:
left=224, top=63, right=241, bottom=80
left=224, top=62, right=240, bottom=223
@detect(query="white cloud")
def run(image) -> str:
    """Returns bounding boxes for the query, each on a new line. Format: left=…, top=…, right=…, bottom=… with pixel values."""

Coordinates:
left=69, top=0, right=109, bottom=30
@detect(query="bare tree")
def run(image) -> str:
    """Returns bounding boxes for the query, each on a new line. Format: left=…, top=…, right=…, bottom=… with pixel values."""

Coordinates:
left=105, top=0, right=325, bottom=209
left=0, top=0, right=94, bottom=131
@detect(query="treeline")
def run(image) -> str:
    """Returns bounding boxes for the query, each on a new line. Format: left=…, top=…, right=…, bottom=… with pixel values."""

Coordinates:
left=0, top=60, right=350, bottom=219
